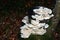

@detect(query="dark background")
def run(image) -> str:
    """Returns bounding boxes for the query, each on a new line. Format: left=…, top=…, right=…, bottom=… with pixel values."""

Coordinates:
left=0, top=0, right=60, bottom=40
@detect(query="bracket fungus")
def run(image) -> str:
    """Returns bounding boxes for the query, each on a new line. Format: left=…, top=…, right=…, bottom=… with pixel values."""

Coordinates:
left=20, top=6, right=54, bottom=38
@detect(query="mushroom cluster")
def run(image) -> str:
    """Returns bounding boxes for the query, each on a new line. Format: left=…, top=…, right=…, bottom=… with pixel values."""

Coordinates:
left=20, top=7, right=54, bottom=38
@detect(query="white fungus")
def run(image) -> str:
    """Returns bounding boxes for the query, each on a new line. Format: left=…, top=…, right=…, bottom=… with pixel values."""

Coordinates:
left=21, top=28, right=32, bottom=38
left=33, top=28, right=46, bottom=35
left=44, top=24, right=49, bottom=28
left=20, top=6, right=54, bottom=38
left=22, top=16, right=28, bottom=24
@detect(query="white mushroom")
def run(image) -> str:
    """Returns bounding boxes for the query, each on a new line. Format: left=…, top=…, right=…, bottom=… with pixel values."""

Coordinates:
left=44, top=24, right=49, bottom=28
left=22, top=16, right=28, bottom=24
left=21, top=28, right=32, bottom=38
left=31, top=20, right=39, bottom=25
left=44, top=8, right=52, bottom=14
left=20, top=6, right=54, bottom=38
left=32, top=28, right=46, bottom=35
